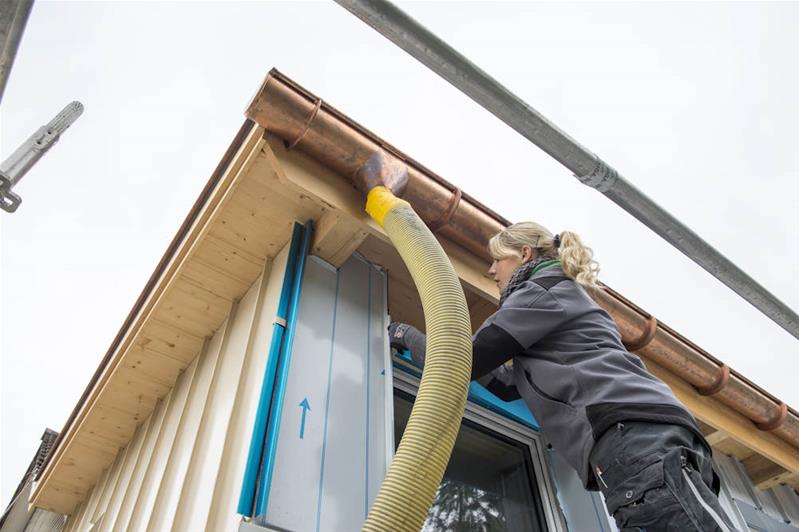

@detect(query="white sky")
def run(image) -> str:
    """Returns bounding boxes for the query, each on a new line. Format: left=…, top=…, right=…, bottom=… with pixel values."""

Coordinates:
left=1, top=0, right=797, bottom=507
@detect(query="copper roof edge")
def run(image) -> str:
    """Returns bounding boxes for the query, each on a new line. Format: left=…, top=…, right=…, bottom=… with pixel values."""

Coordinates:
left=248, top=69, right=798, bottom=453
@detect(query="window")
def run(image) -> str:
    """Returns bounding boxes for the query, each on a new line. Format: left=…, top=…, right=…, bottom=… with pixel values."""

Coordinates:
left=392, top=379, right=563, bottom=532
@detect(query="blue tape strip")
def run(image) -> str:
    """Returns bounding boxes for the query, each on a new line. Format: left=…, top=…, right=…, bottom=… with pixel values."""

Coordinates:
left=255, top=221, right=314, bottom=517
left=237, top=223, right=303, bottom=517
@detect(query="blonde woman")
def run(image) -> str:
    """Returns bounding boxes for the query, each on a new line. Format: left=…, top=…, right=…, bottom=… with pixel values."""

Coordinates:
left=389, top=222, right=738, bottom=532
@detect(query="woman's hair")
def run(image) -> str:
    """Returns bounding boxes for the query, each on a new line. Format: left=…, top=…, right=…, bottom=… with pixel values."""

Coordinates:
left=488, top=221, right=600, bottom=287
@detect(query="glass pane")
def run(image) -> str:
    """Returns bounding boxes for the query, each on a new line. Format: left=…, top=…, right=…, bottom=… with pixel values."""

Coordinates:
left=394, top=391, right=548, bottom=532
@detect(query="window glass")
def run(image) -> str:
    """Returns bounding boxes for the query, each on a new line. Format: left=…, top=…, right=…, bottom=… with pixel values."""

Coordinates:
left=394, top=391, right=548, bottom=532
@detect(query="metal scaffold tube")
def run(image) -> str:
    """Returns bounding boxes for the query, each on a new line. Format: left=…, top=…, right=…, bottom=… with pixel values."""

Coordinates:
left=333, top=0, right=799, bottom=341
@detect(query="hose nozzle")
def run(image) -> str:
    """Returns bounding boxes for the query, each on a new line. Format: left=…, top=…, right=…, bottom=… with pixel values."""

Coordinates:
left=352, top=150, right=409, bottom=197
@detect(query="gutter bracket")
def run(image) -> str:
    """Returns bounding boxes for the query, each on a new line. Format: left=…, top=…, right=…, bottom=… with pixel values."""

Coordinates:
left=695, top=364, right=731, bottom=396
left=756, top=402, right=788, bottom=432
left=623, top=315, right=658, bottom=352
left=285, top=98, right=322, bottom=150
left=427, top=187, right=462, bottom=233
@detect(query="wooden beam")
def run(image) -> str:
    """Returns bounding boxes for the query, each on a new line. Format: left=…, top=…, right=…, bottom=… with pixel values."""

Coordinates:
left=311, top=210, right=369, bottom=268
left=644, top=358, right=799, bottom=476
left=785, top=473, right=799, bottom=491
left=743, top=454, right=788, bottom=488
left=264, top=135, right=499, bottom=303
left=705, top=430, right=730, bottom=447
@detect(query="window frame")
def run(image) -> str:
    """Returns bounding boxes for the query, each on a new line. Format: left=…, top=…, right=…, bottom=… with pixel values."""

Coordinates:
left=393, top=369, right=568, bottom=532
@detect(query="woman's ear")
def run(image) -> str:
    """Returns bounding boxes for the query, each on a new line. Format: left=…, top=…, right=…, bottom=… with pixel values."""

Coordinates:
left=521, top=245, right=534, bottom=262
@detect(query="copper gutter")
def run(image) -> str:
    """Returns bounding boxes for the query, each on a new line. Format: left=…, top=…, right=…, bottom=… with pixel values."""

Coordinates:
left=247, top=69, right=799, bottom=452
left=246, top=69, right=509, bottom=259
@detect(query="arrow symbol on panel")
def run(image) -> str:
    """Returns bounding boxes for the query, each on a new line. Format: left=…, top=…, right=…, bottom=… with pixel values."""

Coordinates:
left=299, top=398, right=311, bottom=439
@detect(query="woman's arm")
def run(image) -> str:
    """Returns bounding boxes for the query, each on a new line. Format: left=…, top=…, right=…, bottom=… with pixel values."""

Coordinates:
left=390, top=321, right=521, bottom=400
left=390, top=321, right=522, bottom=380
left=483, top=363, right=521, bottom=401
left=389, top=284, right=566, bottom=380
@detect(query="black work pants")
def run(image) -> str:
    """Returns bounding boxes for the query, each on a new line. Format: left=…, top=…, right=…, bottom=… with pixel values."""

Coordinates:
left=589, top=421, right=739, bottom=532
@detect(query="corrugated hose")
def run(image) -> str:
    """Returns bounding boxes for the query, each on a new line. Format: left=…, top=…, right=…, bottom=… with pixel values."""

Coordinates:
left=362, top=186, right=472, bottom=532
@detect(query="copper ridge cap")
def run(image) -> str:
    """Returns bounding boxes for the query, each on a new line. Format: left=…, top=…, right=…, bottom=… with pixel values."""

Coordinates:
left=252, top=68, right=512, bottom=228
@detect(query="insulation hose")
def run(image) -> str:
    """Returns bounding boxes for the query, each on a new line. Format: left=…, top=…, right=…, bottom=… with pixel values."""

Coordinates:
left=362, top=186, right=473, bottom=532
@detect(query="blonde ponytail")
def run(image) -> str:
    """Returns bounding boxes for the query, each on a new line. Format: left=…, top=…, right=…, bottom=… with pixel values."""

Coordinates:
left=558, top=231, right=600, bottom=288
left=488, top=222, right=600, bottom=288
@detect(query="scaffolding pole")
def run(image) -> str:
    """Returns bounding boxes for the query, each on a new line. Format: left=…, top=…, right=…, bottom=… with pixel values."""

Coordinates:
left=334, top=0, right=799, bottom=341
left=0, top=0, right=34, bottom=104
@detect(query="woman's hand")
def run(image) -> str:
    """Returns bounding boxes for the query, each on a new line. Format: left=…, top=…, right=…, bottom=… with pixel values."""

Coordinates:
left=388, top=321, right=412, bottom=350
left=388, top=321, right=427, bottom=367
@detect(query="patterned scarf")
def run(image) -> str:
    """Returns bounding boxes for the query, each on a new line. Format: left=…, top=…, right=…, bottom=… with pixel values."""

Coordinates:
left=499, top=256, right=561, bottom=307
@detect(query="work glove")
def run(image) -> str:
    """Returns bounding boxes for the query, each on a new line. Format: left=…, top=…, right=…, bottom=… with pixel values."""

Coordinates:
left=388, top=321, right=427, bottom=366
left=388, top=321, right=412, bottom=350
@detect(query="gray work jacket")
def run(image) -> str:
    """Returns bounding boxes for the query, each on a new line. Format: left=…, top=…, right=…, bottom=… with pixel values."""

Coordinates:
left=405, top=264, right=705, bottom=489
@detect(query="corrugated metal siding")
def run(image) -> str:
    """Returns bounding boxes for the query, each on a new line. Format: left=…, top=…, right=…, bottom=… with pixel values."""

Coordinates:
left=62, top=242, right=290, bottom=532
left=23, top=509, right=65, bottom=532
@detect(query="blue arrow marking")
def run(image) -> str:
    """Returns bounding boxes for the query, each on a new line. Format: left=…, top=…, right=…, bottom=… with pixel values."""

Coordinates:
left=299, top=398, right=311, bottom=439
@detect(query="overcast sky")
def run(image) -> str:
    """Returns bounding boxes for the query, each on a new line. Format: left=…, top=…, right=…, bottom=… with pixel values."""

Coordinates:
left=1, top=1, right=797, bottom=507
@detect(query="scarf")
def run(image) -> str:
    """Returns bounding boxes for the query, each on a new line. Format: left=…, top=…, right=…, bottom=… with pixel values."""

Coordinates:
left=499, top=257, right=561, bottom=307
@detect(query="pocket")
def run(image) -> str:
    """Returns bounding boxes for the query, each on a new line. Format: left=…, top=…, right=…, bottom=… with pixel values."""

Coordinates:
left=605, top=459, right=665, bottom=516
left=527, top=375, right=571, bottom=406
left=520, top=363, right=575, bottom=408
left=614, top=485, right=690, bottom=531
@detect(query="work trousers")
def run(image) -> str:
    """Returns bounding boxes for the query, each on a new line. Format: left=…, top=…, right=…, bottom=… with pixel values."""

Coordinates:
left=589, top=421, right=739, bottom=532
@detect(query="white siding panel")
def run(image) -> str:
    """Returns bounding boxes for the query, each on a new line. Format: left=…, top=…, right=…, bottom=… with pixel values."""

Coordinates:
left=146, top=319, right=228, bottom=532
left=172, top=275, right=263, bottom=531
left=127, top=359, right=198, bottom=532
left=206, top=246, right=289, bottom=532
left=90, top=441, right=128, bottom=526
left=99, top=415, right=151, bottom=532
left=63, top=499, right=85, bottom=532
left=111, top=398, right=169, bottom=532
left=76, top=458, right=113, bottom=532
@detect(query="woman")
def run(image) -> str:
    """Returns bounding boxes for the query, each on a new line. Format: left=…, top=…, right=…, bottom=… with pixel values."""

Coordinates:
left=389, top=222, right=737, bottom=532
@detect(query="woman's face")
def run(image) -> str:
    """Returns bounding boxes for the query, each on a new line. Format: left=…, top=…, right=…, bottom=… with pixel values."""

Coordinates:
left=488, top=246, right=534, bottom=292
